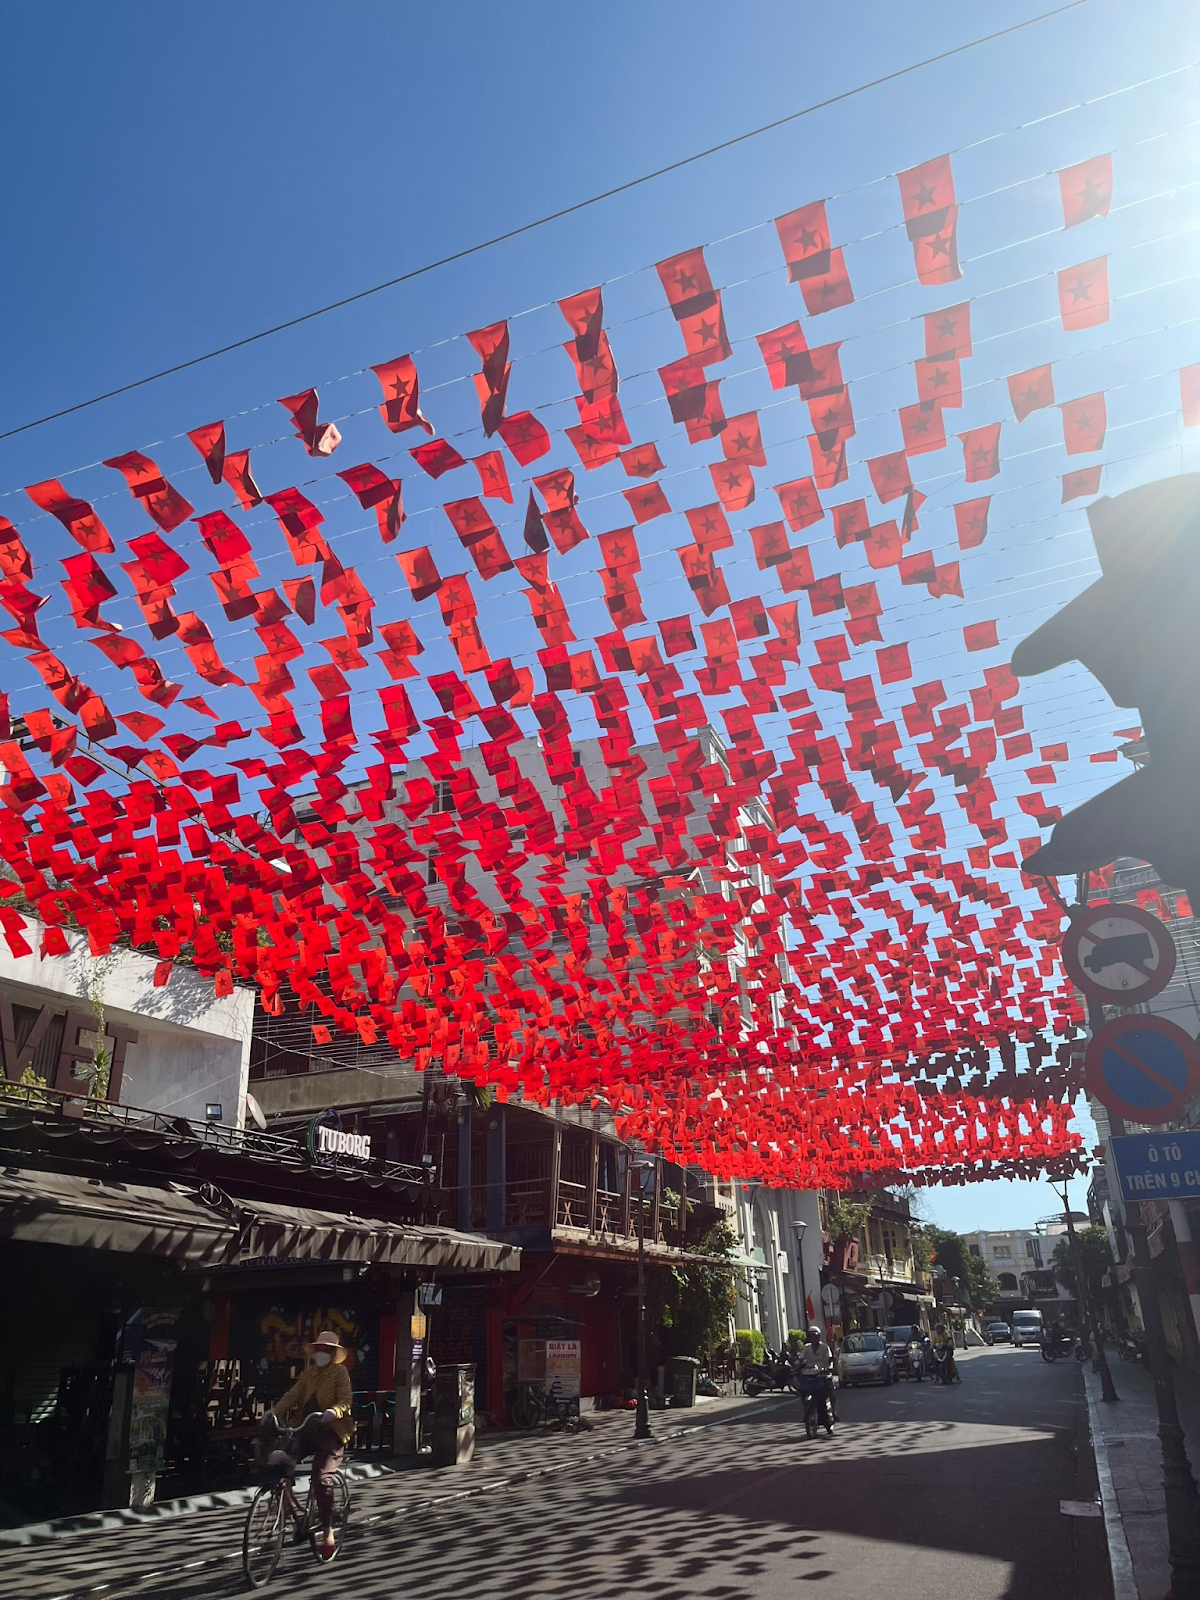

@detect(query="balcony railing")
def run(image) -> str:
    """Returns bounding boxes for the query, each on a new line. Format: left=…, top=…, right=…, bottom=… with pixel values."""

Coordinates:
left=502, top=1177, right=688, bottom=1247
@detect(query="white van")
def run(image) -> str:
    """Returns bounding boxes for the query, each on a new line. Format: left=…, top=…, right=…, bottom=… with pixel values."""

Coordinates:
left=1011, top=1309, right=1044, bottom=1348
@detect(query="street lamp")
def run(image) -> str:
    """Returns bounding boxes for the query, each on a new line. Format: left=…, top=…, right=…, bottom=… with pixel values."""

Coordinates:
left=632, top=1159, right=656, bottom=1441
left=790, top=1219, right=809, bottom=1328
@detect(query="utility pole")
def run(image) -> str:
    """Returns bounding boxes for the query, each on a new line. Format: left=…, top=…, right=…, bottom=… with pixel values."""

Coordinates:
left=633, top=1159, right=654, bottom=1441
left=1085, top=985, right=1200, bottom=1597
left=790, top=1219, right=809, bottom=1328
left=1050, top=1176, right=1118, bottom=1403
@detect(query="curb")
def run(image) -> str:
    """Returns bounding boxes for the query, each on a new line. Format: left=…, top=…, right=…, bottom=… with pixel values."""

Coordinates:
left=1082, top=1363, right=1138, bottom=1600
left=34, top=1393, right=798, bottom=1600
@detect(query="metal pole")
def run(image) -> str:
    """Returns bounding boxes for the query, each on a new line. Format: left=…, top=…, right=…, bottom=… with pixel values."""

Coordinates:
left=634, top=1166, right=651, bottom=1441
left=1088, top=994, right=1200, bottom=1596
left=792, top=1221, right=809, bottom=1327
left=1052, top=1178, right=1119, bottom=1403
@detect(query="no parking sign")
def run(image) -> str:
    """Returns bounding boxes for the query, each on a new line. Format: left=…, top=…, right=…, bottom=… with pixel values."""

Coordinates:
left=1084, top=1014, right=1200, bottom=1124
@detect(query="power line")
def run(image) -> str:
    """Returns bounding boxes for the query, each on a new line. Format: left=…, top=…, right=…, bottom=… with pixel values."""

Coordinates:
left=0, top=0, right=1093, bottom=445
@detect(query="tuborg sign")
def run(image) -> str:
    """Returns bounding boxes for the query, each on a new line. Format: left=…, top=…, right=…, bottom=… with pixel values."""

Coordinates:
left=305, top=1109, right=372, bottom=1165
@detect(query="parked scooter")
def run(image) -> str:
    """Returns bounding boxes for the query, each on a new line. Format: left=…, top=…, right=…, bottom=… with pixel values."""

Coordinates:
left=1118, top=1333, right=1149, bottom=1365
left=742, top=1347, right=801, bottom=1396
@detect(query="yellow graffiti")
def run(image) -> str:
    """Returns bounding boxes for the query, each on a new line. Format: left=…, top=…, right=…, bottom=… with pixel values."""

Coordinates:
left=260, top=1307, right=360, bottom=1370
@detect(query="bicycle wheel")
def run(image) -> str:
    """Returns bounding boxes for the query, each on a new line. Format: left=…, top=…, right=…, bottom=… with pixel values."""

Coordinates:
left=309, top=1474, right=351, bottom=1563
left=243, top=1486, right=286, bottom=1588
left=511, top=1391, right=541, bottom=1430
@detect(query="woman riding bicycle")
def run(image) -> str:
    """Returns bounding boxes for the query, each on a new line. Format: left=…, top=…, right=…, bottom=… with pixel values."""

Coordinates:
left=266, top=1329, right=354, bottom=1557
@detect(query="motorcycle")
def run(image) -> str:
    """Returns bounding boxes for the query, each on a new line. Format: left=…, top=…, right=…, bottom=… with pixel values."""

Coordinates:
left=1118, top=1333, right=1149, bottom=1365
left=742, top=1347, right=801, bottom=1397
left=1041, top=1332, right=1087, bottom=1363
left=800, top=1376, right=836, bottom=1437
left=906, top=1342, right=926, bottom=1382
left=931, top=1344, right=957, bottom=1384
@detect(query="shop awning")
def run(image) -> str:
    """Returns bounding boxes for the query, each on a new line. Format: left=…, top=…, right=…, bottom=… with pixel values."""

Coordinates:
left=0, top=1168, right=520, bottom=1274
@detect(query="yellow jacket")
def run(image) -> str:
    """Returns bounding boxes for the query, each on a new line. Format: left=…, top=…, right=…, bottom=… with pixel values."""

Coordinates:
left=274, top=1360, right=354, bottom=1446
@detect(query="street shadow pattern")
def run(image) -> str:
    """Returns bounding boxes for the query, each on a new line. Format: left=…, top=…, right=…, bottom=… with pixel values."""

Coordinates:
left=8, top=1354, right=1104, bottom=1600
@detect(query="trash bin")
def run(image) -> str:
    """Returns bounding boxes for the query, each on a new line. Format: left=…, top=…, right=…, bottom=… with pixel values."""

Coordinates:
left=668, top=1355, right=701, bottom=1408
left=430, top=1363, right=476, bottom=1467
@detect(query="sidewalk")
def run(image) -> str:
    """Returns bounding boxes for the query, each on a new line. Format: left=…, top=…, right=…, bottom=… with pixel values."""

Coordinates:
left=1083, top=1355, right=1200, bottom=1600
left=2, top=1389, right=796, bottom=1600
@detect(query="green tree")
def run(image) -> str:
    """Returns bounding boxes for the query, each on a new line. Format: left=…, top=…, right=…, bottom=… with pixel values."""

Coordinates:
left=965, top=1253, right=1000, bottom=1310
left=824, top=1194, right=874, bottom=1242
left=1052, top=1226, right=1113, bottom=1298
left=921, top=1226, right=997, bottom=1310
left=651, top=1218, right=740, bottom=1359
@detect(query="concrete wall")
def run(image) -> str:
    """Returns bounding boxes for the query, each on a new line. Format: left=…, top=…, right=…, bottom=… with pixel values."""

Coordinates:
left=0, top=917, right=254, bottom=1127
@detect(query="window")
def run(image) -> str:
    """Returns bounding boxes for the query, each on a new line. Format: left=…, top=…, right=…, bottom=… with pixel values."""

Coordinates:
left=998, top=1272, right=1019, bottom=1291
left=968, top=1244, right=981, bottom=1257
left=1026, top=1239, right=1042, bottom=1263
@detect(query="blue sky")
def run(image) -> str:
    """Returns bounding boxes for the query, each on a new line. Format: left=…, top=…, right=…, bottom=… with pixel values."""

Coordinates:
left=1, top=1, right=1197, bottom=1231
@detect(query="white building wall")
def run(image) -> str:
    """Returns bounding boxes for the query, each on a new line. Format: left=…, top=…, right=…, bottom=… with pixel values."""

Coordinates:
left=0, top=918, right=254, bottom=1126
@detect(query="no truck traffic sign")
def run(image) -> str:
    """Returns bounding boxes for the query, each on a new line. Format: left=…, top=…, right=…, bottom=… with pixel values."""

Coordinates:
left=1061, top=903, right=1176, bottom=1005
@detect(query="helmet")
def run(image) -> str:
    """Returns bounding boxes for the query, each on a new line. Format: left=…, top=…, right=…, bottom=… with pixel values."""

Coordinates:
left=807, top=1324, right=822, bottom=1341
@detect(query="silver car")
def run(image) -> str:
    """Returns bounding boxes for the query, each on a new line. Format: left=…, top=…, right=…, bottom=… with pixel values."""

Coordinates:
left=838, top=1330, right=897, bottom=1387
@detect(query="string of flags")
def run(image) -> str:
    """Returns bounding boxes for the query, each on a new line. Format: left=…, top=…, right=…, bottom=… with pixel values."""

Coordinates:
left=0, top=128, right=1192, bottom=1188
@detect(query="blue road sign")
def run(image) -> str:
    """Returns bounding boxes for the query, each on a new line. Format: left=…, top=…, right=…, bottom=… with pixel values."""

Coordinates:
left=1083, top=1015, right=1200, bottom=1125
left=1111, top=1132, right=1200, bottom=1202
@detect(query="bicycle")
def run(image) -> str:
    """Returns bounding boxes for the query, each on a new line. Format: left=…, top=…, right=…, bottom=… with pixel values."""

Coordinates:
left=510, top=1382, right=582, bottom=1432
left=242, top=1422, right=351, bottom=1588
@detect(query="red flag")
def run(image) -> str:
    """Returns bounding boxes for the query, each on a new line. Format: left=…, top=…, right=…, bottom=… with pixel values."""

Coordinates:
left=923, top=303, right=972, bottom=359
left=959, top=423, right=1001, bottom=482
left=337, top=463, right=405, bottom=541
left=497, top=411, right=551, bottom=465
left=709, top=461, right=754, bottom=511
left=867, top=452, right=912, bottom=505
left=897, top=155, right=961, bottom=285
left=808, top=433, right=849, bottom=489
left=410, top=438, right=466, bottom=478
left=954, top=497, right=991, bottom=550
left=0, top=520, right=31, bottom=581
left=832, top=500, right=869, bottom=547
left=620, top=443, right=664, bottom=478
left=1008, top=365, right=1054, bottom=422
left=964, top=620, right=999, bottom=652
left=1182, top=366, right=1200, bottom=428
left=396, top=547, right=443, bottom=602
left=899, top=402, right=946, bottom=456
left=187, top=421, right=226, bottom=483
left=658, top=357, right=725, bottom=440
left=1062, top=467, right=1102, bottom=501
left=1059, top=394, right=1106, bottom=454
left=1058, top=154, right=1112, bottom=228
left=914, top=355, right=962, bottom=409
left=721, top=413, right=766, bottom=468
left=467, top=322, right=511, bottom=436
left=473, top=450, right=513, bottom=502
left=774, top=200, right=854, bottom=313
left=1058, top=258, right=1109, bottom=331
left=372, top=354, right=434, bottom=435
left=559, top=287, right=618, bottom=402
left=751, top=522, right=791, bottom=570
left=222, top=450, right=263, bottom=509
left=756, top=321, right=810, bottom=391
left=877, top=643, right=912, bottom=684
left=685, top=504, right=733, bottom=554
left=623, top=483, right=670, bottom=523
left=103, top=451, right=194, bottom=532
left=278, top=390, right=341, bottom=457
left=927, top=562, right=963, bottom=600
left=774, top=478, right=822, bottom=533
left=656, top=246, right=730, bottom=365
left=25, top=479, right=112, bottom=553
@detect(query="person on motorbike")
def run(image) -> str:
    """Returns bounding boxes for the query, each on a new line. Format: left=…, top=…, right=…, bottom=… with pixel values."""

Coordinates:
left=931, top=1323, right=960, bottom=1384
left=797, top=1323, right=834, bottom=1424
left=265, top=1329, right=354, bottom=1557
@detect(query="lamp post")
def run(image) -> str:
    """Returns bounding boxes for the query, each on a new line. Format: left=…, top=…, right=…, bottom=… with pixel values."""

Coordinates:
left=633, top=1159, right=655, bottom=1441
left=790, top=1219, right=809, bottom=1328
left=1050, top=1178, right=1118, bottom=1404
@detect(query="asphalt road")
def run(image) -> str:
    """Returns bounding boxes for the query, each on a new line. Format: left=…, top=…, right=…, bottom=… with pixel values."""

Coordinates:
left=10, top=1345, right=1111, bottom=1600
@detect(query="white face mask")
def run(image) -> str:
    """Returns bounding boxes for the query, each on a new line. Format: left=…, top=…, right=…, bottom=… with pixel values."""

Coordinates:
left=313, top=1351, right=332, bottom=1367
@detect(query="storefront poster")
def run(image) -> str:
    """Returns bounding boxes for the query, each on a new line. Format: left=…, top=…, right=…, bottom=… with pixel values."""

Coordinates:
left=545, top=1338, right=581, bottom=1401
left=127, top=1309, right=180, bottom=1472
